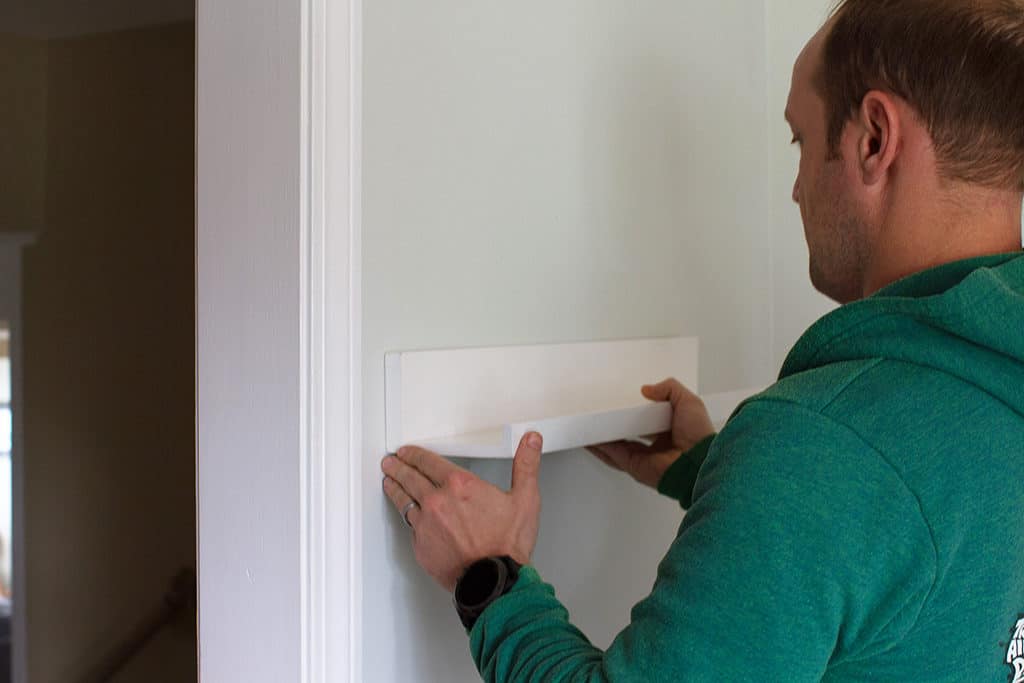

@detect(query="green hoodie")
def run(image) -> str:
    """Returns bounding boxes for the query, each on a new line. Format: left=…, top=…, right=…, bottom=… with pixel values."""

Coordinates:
left=469, top=252, right=1024, bottom=682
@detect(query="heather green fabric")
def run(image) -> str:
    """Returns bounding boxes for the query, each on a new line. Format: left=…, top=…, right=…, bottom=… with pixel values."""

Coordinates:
left=656, top=433, right=715, bottom=509
left=468, top=252, right=1024, bottom=682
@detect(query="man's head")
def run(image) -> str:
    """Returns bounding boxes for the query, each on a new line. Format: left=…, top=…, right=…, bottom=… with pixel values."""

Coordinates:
left=786, top=0, right=1024, bottom=303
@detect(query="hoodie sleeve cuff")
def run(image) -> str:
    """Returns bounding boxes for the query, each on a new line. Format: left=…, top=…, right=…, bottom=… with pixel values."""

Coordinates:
left=465, top=564, right=545, bottom=637
left=656, top=433, right=716, bottom=509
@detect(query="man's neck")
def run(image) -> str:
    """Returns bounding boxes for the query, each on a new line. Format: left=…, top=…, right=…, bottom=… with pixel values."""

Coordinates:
left=862, top=187, right=1023, bottom=297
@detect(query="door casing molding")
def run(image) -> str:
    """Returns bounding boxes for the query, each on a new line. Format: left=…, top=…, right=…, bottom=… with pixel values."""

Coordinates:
left=0, top=231, right=37, bottom=683
left=299, top=0, right=363, bottom=680
left=197, top=0, right=362, bottom=679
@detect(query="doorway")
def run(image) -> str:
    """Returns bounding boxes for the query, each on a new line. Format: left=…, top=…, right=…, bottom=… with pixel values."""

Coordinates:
left=0, top=4, right=196, bottom=681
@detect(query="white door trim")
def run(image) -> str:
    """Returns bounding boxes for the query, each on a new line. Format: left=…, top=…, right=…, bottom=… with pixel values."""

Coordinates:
left=197, top=0, right=361, bottom=679
left=300, top=0, right=363, bottom=680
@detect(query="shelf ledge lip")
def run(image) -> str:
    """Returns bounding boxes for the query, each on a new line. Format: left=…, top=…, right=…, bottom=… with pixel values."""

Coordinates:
left=406, top=402, right=671, bottom=459
left=402, top=387, right=770, bottom=459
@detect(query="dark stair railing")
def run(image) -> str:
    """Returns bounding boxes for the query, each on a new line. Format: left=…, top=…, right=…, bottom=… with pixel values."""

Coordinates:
left=74, top=568, right=196, bottom=683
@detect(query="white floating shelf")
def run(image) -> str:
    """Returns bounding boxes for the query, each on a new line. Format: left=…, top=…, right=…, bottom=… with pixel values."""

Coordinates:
left=385, top=337, right=765, bottom=459
left=414, top=402, right=674, bottom=459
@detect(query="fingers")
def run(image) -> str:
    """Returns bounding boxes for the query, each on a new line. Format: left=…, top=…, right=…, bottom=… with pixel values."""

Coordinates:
left=587, top=445, right=618, bottom=469
left=381, top=453, right=437, bottom=503
left=382, top=475, right=421, bottom=528
left=620, top=433, right=674, bottom=454
left=395, top=445, right=461, bottom=487
left=642, top=378, right=696, bottom=406
left=590, top=440, right=636, bottom=465
left=511, top=432, right=543, bottom=498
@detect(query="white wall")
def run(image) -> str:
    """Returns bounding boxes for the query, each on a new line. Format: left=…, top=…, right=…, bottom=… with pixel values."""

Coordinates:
left=197, top=2, right=303, bottom=680
left=362, top=3, right=784, bottom=681
left=766, top=0, right=837, bottom=370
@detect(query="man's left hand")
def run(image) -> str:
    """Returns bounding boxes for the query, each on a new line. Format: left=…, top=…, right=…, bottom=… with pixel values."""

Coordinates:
left=381, top=432, right=544, bottom=592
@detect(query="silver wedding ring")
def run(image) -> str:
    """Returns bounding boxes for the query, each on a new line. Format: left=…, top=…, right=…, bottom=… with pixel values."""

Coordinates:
left=401, top=500, right=420, bottom=528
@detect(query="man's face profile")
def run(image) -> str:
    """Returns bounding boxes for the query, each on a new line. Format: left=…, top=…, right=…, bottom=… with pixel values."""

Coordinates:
left=786, top=27, right=871, bottom=304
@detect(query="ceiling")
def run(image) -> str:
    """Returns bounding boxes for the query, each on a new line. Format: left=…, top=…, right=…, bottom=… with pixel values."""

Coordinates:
left=0, top=0, right=193, bottom=39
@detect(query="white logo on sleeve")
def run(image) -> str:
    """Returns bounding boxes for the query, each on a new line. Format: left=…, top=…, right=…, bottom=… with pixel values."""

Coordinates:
left=1007, top=615, right=1024, bottom=683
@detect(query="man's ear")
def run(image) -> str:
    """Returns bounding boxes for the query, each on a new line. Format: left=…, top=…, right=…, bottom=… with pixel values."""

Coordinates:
left=857, top=90, right=900, bottom=186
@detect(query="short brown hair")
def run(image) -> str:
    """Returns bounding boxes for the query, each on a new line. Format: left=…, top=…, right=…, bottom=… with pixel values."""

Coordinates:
left=819, top=0, right=1024, bottom=191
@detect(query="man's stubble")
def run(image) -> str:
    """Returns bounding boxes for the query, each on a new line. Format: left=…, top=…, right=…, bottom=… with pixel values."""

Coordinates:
left=804, top=160, right=871, bottom=304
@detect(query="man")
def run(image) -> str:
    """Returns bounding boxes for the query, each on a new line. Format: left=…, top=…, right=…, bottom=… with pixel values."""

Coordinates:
left=381, top=0, right=1024, bottom=679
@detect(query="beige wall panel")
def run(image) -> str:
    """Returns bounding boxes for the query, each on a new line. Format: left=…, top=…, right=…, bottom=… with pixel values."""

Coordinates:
left=22, top=23, right=195, bottom=683
left=0, top=33, right=47, bottom=234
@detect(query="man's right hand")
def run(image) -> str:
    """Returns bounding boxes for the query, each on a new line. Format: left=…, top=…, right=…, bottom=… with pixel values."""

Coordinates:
left=586, top=378, right=715, bottom=490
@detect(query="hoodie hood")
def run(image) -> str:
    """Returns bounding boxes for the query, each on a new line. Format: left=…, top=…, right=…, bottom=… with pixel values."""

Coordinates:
left=780, top=251, right=1024, bottom=418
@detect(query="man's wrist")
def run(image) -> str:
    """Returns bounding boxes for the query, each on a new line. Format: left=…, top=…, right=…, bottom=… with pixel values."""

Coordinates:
left=453, top=556, right=521, bottom=630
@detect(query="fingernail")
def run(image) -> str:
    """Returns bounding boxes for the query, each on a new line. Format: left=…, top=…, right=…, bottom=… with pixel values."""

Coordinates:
left=527, top=432, right=542, bottom=448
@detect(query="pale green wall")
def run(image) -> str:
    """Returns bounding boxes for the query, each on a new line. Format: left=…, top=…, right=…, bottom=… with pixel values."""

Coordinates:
left=362, top=2, right=779, bottom=680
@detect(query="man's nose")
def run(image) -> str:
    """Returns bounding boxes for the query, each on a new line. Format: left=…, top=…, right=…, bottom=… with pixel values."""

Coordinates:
left=792, top=177, right=801, bottom=204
